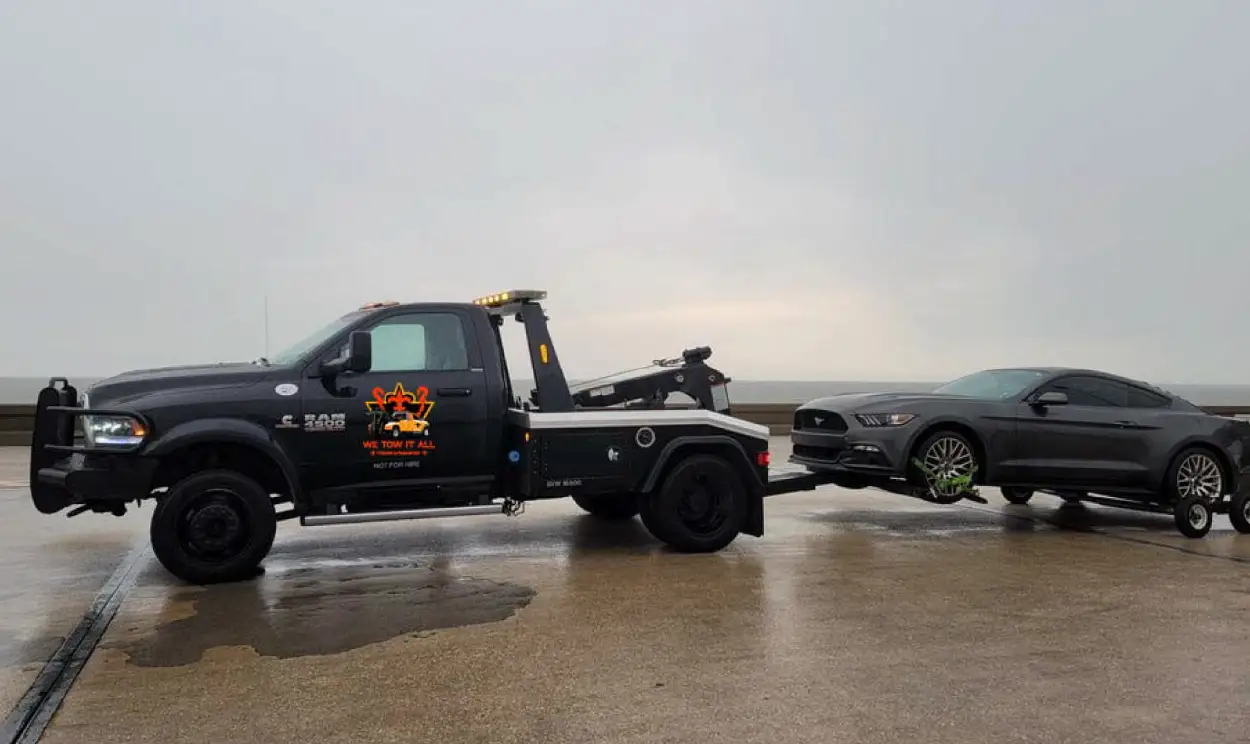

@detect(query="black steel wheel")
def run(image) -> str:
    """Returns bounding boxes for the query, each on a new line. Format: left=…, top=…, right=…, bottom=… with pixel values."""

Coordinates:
left=1229, top=490, right=1250, bottom=535
left=572, top=492, right=640, bottom=521
left=648, top=454, right=747, bottom=553
left=1001, top=487, right=1033, bottom=505
left=151, top=469, right=277, bottom=585
left=1173, top=493, right=1213, bottom=539
left=913, top=430, right=979, bottom=505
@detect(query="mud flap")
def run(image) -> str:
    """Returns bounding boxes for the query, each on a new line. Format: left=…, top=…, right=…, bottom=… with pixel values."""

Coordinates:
left=29, top=380, right=78, bottom=514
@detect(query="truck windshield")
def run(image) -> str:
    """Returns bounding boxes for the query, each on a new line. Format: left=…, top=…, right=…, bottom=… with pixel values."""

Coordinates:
left=270, top=311, right=367, bottom=365
left=932, top=368, right=1047, bottom=400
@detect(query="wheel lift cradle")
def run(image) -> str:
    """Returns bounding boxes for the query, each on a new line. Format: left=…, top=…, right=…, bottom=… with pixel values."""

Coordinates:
left=27, top=290, right=837, bottom=557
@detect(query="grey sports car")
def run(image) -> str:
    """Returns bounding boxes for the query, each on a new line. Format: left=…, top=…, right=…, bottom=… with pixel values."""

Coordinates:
left=789, top=367, right=1250, bottom=538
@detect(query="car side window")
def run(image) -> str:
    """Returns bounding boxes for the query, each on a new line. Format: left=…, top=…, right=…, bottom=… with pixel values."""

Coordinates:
left=1126, top=385, right=1171, bottom=409
left=1040, top=375, right=1129, bottom=407
left=365, top=312, right=470, bottom=373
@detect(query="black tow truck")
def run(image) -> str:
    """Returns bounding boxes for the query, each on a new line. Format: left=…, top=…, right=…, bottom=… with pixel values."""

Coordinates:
left=29, top=290, right=829, bottom=584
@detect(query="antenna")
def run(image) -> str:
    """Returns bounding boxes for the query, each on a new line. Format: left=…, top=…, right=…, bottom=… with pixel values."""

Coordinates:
left=264, top=295, right=270, bottom=357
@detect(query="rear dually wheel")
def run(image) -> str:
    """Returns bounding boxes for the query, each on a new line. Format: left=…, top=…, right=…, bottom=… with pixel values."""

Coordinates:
left=572, top=492, right=640, bottom=521
left=646, top=454, right=747, bottom=553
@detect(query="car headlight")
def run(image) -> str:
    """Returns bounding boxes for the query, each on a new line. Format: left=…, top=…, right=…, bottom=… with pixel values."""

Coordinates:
left=82, top=414, right=148, bottom=447
left=854, top=413, right=917, bottom=427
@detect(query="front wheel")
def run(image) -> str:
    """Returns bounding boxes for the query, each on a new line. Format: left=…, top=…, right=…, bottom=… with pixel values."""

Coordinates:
left=571, top=492, right=639, bottom=521
left=645, top=454, right=747, bottom=553
left=912, top=430, right=979, bottom=505
left=150, top=469, right=277, bottom=585
left=1229, top=490, right=1250, bottom=535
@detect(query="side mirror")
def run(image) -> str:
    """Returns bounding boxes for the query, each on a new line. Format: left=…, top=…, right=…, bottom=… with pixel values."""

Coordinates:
left=319, top=331, right=372, bottom=376
left=1033, top=391, right=1068, bottom=407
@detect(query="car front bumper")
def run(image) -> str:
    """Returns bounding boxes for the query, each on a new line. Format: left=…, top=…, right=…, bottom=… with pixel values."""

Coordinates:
left=787, top=421, right=914, bottom=479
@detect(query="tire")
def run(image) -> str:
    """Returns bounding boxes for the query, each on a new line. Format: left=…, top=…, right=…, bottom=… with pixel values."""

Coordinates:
left=1164, top=446, right=1225, bottom=504
left=150, top=469, right=278, bottom=585
left=646, top=454, right=747, bottom=553
left=1229, top=490, right=1250, bottom=535
left=1001, top=487, right=1033, bottom=505
left=571, top=492, right=640, bottom=521
left=637, top=488, right=672, bottom=544
left=912, top=430, right=979, bottom=505
left=1173, top=494, right=1213, bottom=539
left=1056, top=490, right=1085, bottom=504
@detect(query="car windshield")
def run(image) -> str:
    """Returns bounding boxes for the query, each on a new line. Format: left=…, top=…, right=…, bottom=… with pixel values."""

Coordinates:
left=270, top=311, right=367, bottom=365
left=932, top=368, right=1048, bottom=400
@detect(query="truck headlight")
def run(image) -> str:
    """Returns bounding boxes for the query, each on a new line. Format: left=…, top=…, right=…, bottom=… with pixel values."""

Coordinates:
left=82, top=415, right=148, bottom=447
left=854, top=413, right=917, bottom=427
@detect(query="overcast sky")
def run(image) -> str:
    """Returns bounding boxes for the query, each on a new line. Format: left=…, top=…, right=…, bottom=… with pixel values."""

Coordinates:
left=2, top=0, right=1247, bottom=383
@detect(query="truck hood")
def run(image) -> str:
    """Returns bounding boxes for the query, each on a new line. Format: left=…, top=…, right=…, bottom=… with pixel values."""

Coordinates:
left=799, top=391, right=975, bottom=412
left=85, top=361, right=278, bottom=405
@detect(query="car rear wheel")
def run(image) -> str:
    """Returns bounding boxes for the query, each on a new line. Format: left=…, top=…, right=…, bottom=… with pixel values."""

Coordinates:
left=1001, top=487, right=1033, bottom=505
left=572, top=492, right=640, bottom=521
left=1165, top=447, right=1224, bottom=502
left=912, top=430, right=979, bottom=505
left=150, top=469, right=277, bottom=585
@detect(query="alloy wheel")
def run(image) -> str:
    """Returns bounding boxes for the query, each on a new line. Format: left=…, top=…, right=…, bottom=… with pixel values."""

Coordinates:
left=1176, top=453, right=1222, bottom=500
left=922, top=436, right=976, bottom=500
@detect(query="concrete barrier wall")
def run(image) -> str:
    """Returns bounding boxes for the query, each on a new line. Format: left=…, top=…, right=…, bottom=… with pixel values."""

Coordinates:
left=3, top=402, right=1249, bottom=446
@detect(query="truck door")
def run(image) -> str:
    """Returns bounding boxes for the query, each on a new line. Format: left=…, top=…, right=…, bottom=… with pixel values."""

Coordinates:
left=299, top=309, right=491, bottom=491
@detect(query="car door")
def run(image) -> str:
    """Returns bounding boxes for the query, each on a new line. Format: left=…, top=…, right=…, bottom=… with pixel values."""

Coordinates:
left=1011, top=375, right=1149, bottom=488
left=299, top=308, right=491, bottom=492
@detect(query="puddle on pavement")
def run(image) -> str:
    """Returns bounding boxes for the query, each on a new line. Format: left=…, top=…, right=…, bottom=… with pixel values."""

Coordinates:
left=805, top=507, right=1043, bottom=535
left=105, top=561, right=536, bottom=668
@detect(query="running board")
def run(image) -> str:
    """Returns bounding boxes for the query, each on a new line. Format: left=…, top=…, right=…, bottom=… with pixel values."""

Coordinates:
left=300, top=504, right=504, bottom=526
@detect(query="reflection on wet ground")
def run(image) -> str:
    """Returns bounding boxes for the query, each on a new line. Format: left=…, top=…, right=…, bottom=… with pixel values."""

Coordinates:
left=106, top=561, right=537, bottom=667
left=3, top=442, right=1250, bottom=744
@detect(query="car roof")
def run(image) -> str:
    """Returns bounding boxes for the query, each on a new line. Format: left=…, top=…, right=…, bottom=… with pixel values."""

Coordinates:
left=985, top=366, right=1173, bottom=396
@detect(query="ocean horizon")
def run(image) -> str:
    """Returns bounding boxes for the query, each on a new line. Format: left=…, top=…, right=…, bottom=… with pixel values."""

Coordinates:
left=3, top=375, right=1250, bottom=407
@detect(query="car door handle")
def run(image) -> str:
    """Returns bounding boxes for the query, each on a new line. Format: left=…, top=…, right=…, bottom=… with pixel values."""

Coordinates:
left=437, top=387, right=473, bottom=397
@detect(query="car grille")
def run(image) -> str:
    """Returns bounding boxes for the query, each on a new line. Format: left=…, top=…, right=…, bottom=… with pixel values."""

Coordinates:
left=793, top=410, right=847, bottom=432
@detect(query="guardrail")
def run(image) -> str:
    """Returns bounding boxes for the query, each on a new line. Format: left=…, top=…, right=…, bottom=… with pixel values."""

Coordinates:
left=3, top=402, right=1250, bottom=446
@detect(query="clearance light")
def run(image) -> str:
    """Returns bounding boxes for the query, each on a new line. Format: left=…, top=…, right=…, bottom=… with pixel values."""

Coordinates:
left=757, top=451, right=771, bottom=466
left=471, top=289, right=547, bottom=308
left=359, top=300, right=401, bottom=310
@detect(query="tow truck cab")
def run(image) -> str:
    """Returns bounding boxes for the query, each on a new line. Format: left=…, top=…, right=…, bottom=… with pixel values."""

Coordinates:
left=28, top=290, right=807, bottom=585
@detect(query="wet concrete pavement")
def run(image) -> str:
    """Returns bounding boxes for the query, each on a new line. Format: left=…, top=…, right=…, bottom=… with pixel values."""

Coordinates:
left=0, top=449, right=145, bottom=718
left=3, top=443, right=1249, bottom=743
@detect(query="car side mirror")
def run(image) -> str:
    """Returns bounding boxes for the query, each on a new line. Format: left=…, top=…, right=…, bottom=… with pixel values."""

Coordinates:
left=319, top=331, right=372, bottom=376
left=1033, top=391, right=1068, bottom=407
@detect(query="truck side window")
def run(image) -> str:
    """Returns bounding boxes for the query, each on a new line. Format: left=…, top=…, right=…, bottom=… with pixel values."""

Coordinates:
left=366, top=312, right=470, bottom=372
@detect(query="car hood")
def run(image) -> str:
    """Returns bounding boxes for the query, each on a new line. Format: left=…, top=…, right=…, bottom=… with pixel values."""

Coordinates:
left=85, top=362, right=278, bottom=406
left=798, top=391, right=977, bottom=412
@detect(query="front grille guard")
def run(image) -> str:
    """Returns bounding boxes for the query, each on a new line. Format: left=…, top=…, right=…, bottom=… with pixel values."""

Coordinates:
left=31, top=378, right=149, bottom=460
